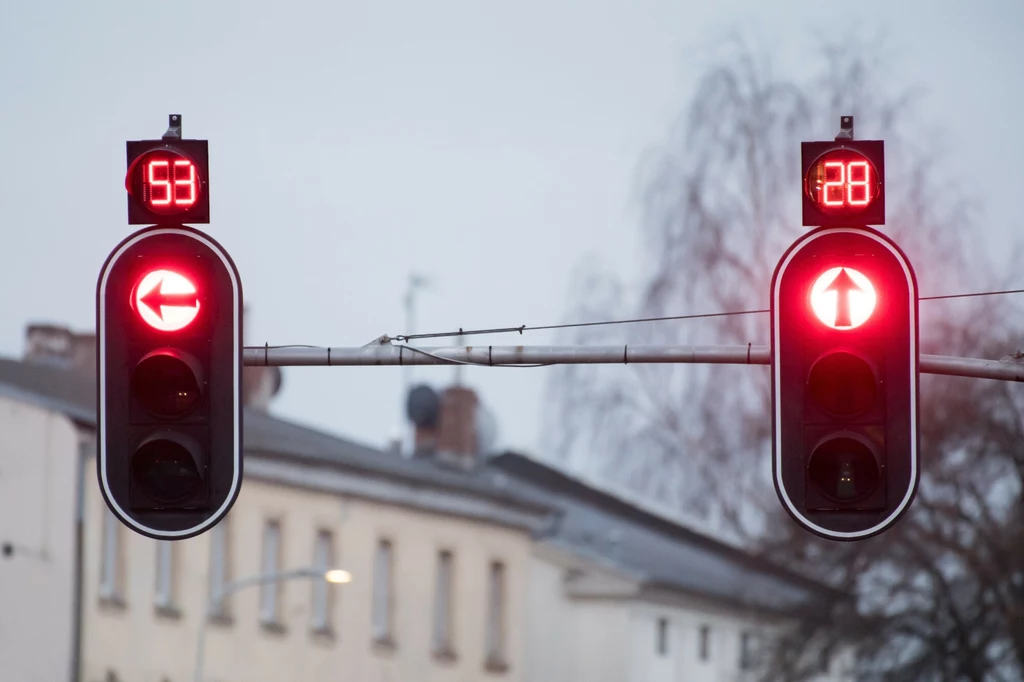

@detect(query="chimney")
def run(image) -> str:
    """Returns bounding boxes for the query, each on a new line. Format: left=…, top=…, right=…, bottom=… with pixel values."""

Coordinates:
left=407, top=383, right=484, bottom=468
left=436, top=386, right=479, bottom=459
left=24, top=324, right=96, bottom=377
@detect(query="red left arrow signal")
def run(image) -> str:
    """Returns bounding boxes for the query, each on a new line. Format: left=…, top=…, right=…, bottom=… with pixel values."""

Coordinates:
left=134, top=269, right=201, bottom=332
left=140, top=281, right=199, bottom=320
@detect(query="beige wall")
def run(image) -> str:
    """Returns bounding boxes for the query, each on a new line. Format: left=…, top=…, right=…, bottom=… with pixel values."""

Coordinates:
left=81, top=469, right=532, bottom=682
left=525, top=544, right=855, bottom=682
left=525, top=547, right=632, bottom=682
left=0, top=396, right=81, bottom=682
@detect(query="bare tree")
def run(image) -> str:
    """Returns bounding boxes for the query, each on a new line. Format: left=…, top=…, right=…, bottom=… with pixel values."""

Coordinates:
left=544, top=35, right=1024, bottom=679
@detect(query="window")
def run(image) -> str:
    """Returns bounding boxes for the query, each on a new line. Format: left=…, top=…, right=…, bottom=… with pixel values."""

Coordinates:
left=699, top=625, right=711, bottom=661
left=484, top=561, right=507, bottom=669
left=371, top=539, right=394, bottom=644
left=741, top=630, right=757, bottom=667
left=310, top=530, right=334, bottom=633
left=154, top=541, right=178, bottom=613
left=817, top=646, right=831, bottom=674
left=433, top=550, right=455, bottom=656
left=208, top=519, right=231, bottom=619
left=656, top=617, right=669, bottom=656
left=99, top=510, right=124, bottom=604
left=741, top=630, right=765, bottom=667
left=259, top=520, right=282, bottom=625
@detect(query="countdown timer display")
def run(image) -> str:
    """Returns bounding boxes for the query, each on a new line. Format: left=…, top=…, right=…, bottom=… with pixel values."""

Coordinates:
left=127, top=151, right=202, bottom=215
left=804, top=149, right=881, bottom=219
left=800, top=140, right=884, bottom=227
left=125, top=138, right=210, bottom=224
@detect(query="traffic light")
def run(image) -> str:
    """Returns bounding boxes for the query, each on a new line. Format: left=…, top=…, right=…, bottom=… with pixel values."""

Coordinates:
left=802, top=116, right=885, bottom=228
left=770, top=226, right=919, bottom=540
left=97, top=116, right=242, bottom=540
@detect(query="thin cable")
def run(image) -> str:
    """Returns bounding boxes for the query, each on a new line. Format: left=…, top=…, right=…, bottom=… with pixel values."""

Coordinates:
left=394, top=286, right=1024, bottom=344
left=920, top=287, right=1024, bottom=302
left=394, top=308, right=768, bottom=342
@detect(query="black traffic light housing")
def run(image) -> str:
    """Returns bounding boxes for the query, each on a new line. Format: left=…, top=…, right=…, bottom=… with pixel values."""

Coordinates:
left=126, top=114, right=210, bottom=225
left=770, top=226, right=919, bottom=540
left=97, top=225, right=242, bottom=540
left=802, top=116, right=885, bottom=227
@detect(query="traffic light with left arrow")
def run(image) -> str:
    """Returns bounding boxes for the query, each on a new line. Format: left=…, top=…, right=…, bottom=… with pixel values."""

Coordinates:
left=96, top=115, right=243, bottom=539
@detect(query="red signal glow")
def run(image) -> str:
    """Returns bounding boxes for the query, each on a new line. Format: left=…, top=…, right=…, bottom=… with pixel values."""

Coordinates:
left=805, top=150, right=879, bottom=216
left=810, top=267, right=876, bottom=330
left=134, top=269, right=200, bottom=332
left=126, top=151, right=201, bottom=215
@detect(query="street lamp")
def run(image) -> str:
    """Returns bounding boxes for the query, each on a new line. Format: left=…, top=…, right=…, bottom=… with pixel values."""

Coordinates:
left=194, top=566, right=351, bottom=682
left=325, top=569, right=352, bottom=584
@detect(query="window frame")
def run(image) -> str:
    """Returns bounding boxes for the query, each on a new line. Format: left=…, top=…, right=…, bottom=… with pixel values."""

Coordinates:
left=484, top=559, right=508, bottom=671
left=371, top=538, right=395, bottom=648
left=432, top=549, right=456, bottom=659
left=258, top=519, right=284, bottom=630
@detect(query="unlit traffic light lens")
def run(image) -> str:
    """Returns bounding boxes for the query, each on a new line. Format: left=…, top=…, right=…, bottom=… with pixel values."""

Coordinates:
left=131, top=435, right=203, bottom=505
left=808, top=351, right=877, bottom=416
left=132, top=350, right=203, bottom=418
left=808, top=436, right=880, bottom=503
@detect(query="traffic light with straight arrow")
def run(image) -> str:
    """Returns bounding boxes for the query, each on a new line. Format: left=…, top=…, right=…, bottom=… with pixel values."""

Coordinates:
left=770, top=117, right=919, bottom=541
left=771, top=225, right=919, bottom=540
left=97, top=115, right=243, bottom=539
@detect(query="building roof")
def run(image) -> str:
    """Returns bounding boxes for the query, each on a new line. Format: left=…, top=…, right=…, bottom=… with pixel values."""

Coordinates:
left=0, top=357, right=551, bottom=517
left=482, top=451, right=845, bottom=614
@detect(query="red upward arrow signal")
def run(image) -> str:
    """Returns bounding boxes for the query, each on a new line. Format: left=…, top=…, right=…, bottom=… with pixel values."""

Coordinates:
left=140, top=278, right=199, bottom=321
left=823, top=268, right=862, bottom=328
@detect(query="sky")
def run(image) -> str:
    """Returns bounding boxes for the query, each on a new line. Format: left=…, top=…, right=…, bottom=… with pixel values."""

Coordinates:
left=1, top=0, right=1022, bottom=462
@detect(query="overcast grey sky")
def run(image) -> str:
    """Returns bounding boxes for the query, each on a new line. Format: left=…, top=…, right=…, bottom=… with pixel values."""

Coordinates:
left=2, top=0, right=1021, bottom=458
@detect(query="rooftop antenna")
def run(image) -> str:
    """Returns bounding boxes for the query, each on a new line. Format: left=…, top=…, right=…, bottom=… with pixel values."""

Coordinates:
left=401, top=273, right=431, bottom=456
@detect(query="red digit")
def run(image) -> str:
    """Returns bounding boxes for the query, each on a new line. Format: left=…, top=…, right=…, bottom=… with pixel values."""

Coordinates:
left=822, top=162, right=845, bottom=206
left=147, top=160, right=172, bottom=206
left=846, top=161, right=870, bottom=206
left=173, top=160, right=197, bottom=206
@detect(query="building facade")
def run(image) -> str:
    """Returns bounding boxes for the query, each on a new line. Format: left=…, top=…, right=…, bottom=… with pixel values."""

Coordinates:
left=0, top=323, right=853, bottom=682
left=1, top=326, right=552, bottom=682
left=486, top=454, right=856, bottom=682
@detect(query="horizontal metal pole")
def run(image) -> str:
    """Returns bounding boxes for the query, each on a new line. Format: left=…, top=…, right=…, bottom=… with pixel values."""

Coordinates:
left=242, top=344, right=1024, bottom=382
left=920, top=353, right=1024, bottom=382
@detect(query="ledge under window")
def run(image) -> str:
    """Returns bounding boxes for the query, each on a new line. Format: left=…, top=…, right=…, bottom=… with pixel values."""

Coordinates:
left=433, top=647, right=458, bottom=665
left=260, top=620, right=288, bottom=636
left=154, top=604, right=182, bottom=620
left=98, top=594, right=126, bottom=611
left=207, top=611, right=234, bottom=627
left=310, top=626, right=336, bottom=644
left=484, top=656, right=509, bottom=674
left=372, top=636, right=397, bottom=656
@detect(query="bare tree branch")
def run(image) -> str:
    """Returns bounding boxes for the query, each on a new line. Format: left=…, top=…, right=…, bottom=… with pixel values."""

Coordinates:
left=545, top=35, right=1024, bottom=680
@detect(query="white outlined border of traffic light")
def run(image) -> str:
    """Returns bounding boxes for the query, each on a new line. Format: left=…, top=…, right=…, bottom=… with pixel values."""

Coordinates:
left=771, top=226, right=919, bottom=541
left=96, top=225, right=242, bottom=540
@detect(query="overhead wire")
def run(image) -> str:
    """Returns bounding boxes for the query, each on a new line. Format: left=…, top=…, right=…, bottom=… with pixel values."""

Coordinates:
left=392, top=286, right=1024, bottom=344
